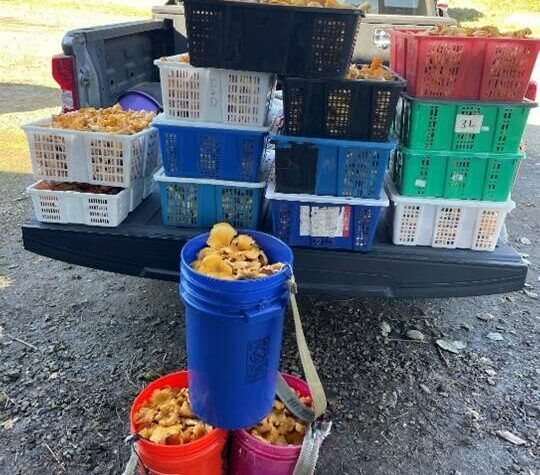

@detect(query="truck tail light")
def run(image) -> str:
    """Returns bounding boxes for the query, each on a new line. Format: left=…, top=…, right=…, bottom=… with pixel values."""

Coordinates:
left=52, top=54, right=79, bottom=112
left=525, top=81, right=537, bottom=101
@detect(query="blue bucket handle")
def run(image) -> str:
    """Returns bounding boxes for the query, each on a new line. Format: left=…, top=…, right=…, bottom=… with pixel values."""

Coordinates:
left=241, top=265, right=293, bottom=322
left=242, top=289, right=290, bottom=323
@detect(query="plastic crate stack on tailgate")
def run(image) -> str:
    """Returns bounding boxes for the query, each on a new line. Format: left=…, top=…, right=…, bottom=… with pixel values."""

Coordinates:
left=152, top=54, right=275, bottom=228
left=266, top=50, right=405, bottom=250
left=389, top=28, right=539, bottom=252
left=22, top=110, right=159, bottom=227
left=168, top=0, right=369, bottom=239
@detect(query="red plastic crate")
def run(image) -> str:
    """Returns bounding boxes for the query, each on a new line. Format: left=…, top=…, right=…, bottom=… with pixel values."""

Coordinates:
left=391, top=30, right=540, bottom=101
left=389, top=28, right=422, bottom=78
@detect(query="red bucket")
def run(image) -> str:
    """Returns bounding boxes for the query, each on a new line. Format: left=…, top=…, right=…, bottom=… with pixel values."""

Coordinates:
left=130, top=371, right=228, bottom=475
left=229, top=374, right=312, bottom=475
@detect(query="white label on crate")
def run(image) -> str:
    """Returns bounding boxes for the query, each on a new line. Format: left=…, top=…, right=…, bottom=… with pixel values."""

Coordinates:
left=454, top=114, right=484, bottom=134
left=61, top=90, right=74, bottom=111
left=299, top=206, right=311, bottom=236
left=451, top=173, right=465, bottom=182
left=415, top=179, right=427, bottom=188
left=299, top=205, right=351, bottom=238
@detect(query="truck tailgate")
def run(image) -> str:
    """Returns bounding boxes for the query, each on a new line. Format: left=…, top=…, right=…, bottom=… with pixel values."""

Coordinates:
left=21, top=193, right=527, bottom=298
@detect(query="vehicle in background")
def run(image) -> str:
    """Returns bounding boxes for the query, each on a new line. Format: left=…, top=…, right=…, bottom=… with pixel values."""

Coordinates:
left=53, top=0, right=455, bottom=111
left=347, top=0, right=456, bottom=62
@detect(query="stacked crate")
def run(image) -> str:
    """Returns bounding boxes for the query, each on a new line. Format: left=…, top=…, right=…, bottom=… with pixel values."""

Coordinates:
left=388, top=30, right=539, bottom=251
left=152, top=55, right=275, bottom=228
left=267, top=68, right=405, bottom=251
left=170, top=0, right=389, bottom=246
left=177, top=0, right=406, bottom=251
left=22, top=116, right=159, bottom=227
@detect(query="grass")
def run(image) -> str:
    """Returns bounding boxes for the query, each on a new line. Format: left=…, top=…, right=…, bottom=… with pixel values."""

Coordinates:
left=1, top=0, right=153, bottom=18
left=449, top=0, right=540, bottom=36
left=0, top=0, right=153, bottom=173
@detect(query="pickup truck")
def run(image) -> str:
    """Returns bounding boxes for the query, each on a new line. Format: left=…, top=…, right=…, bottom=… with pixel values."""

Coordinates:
left=21, top=1, right=529, bottom=298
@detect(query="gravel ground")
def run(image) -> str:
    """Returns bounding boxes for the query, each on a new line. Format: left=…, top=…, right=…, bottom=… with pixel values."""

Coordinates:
left=1, top=2, right=540, bottom=474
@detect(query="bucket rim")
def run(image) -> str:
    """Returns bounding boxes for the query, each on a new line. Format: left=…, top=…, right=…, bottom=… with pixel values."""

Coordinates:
left=130, top=371, right=228, bottom=453
left=181, top=230, right=294, bottom=285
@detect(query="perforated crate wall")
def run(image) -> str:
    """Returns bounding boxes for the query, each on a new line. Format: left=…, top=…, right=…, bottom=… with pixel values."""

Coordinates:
left=29, top=133, right=73, bottom=179
left=396, top=95, right=535, bottom=153
left=154, top=117, right=268, bottom=182
left=156, top=57, right=276, bottom=126
left=144, top=130, right=161, bottom=177
left=269, top=200, right=384, bottom=252
left=396, top=148, right=524, bottom=202
left=473, top=209, right=503, bottom=251
left=27, top=177, right=148, bottom=227
left=272, top=134, right=395, bottom=199
left=23, top=120, right=159, bottom=188
left=155, top=172, right=264, bottom=228
left=394, top=203, right=422, bottom=245
left=85, top=196, right=119, bottom=226
left=389, top=182, right=514, bottom=252
left=35, top=193, right=63, bottom=223
left=183, top=0, right=361, bottom=78
left=283, top=71, right=405, bottom=141
left=391, top=31, right=540, bottom=101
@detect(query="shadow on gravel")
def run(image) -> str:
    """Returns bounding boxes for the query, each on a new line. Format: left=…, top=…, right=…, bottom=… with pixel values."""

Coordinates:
left=0, top=83, right=59, bottom=113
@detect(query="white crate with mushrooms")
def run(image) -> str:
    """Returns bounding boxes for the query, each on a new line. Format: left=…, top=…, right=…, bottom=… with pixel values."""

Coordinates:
left=23, top=119, right=159, bottom=187
left=27, top=174, right=155, bottom=227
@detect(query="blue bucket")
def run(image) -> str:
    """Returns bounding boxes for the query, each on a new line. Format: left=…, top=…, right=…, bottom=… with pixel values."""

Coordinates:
left=180, top=230, right=293, bottom=430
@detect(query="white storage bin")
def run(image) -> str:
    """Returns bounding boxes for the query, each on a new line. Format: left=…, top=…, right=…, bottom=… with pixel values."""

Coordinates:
left=27, top=174, right=155, bottom=227
left=155, top=55, right=276, bottom=126
left=386, top=179, right=515, bottom=252
left=22, top=119, right=159, bottom=187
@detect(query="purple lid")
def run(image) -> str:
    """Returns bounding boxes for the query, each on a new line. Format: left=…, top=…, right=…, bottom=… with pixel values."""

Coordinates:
left=118, top=91, right=160, bottom=113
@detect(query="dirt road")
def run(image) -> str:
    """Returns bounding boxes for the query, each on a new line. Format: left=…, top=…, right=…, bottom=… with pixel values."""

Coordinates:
left=1, top=2, right=539, bottom=474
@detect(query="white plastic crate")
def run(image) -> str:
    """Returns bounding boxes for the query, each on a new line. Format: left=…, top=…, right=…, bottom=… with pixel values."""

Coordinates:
left=27, top=174, right=155, bottom=227
left=22, top=119, right=159, bottom=187
left=386, top=180, right=515, bottom=252
left=155, top=55, right=276, bottom=126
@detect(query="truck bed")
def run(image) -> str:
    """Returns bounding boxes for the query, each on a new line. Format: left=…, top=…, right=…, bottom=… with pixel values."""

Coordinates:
left=22, top=193, right=527, bottom=298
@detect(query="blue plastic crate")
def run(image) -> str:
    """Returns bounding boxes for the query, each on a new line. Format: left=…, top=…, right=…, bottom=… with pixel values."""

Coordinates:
left=271, top=133, right=396, bottom=199
left=266, top=182, right=389, bottom=251
left=153, top=114, right=269, bottom=182
left=155, top=169, right=265, bottom=228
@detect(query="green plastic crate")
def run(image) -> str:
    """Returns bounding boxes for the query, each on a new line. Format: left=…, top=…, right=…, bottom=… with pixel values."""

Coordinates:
left=396, top=148, right=525, bottom=202
left=396, top=94, right=536, bottom=153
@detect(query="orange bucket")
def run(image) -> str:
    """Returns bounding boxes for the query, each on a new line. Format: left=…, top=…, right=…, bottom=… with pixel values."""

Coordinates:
left=130, top=371, right=228, bottom=475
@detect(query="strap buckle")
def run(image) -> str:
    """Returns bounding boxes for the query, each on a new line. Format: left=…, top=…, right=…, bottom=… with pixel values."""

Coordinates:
left=311, top=419, right=332, bottom=441
left=123, top=434, right=150, bottom=475
left=287, top=275, right=298, bottom=295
